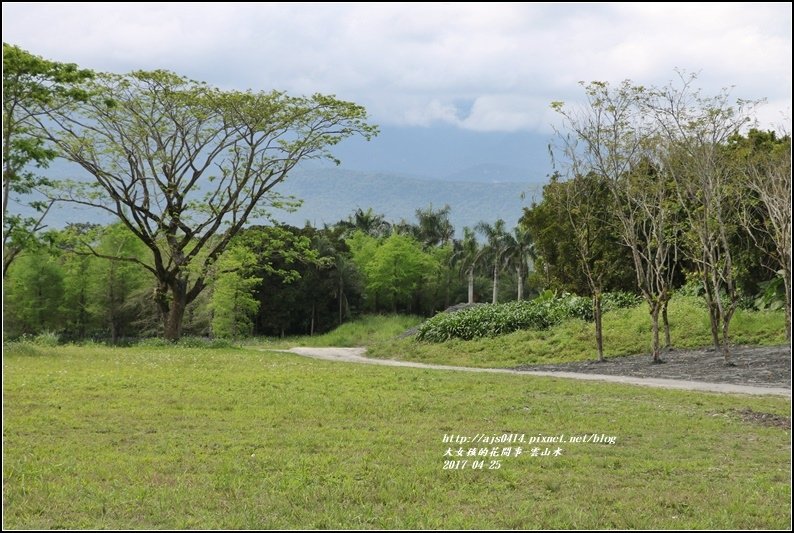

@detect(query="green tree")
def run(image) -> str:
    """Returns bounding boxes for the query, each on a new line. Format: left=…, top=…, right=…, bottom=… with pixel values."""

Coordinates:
left=363, top=233, right=435, bottom=312
left=4, top=250, right=64, bottom=336
left=32, top=67, right=376, bottom=340
left=210, top=245, right=262, bottom=339
left=2, top=43, right=93, bottom=276
left=91, top=223, right=151, bottom=342
left=59, top=225, right=100, bottom=340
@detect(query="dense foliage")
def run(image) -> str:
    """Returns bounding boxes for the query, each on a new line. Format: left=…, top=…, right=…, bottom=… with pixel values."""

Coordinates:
left=417, top=291, right=641, bottom=341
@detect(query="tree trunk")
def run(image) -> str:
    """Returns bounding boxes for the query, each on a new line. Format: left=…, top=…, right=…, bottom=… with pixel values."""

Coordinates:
left=492, top=265, right=498, bottom=304
left=468, top=268, right=475, bottom=304
left=721, top=306, right=736, bottom=366
left=784, top=273, right=792, bottom=343
left=338, top=280, right=344, bottom=325
left=594, top=293, right=604, bottom=362
left=310, top=301, right=315, bottom=336
left=662, top=299, right=671, bottom=349
left=702, top=271, right=721, bottom=351
left=162, top=281, right=188, bottom=341
left=650, top=302, right=662, bottom=363
left=516, top=266, right=524, bottom=301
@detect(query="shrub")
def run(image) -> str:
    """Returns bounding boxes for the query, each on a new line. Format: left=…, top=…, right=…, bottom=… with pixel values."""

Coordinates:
left=416, top=292, right=640, bottom=342
left=31, top=331, right=61, bottom=347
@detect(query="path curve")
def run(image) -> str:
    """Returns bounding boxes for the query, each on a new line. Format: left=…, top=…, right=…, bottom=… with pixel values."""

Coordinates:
left=272, top=347, right=790, bottom=397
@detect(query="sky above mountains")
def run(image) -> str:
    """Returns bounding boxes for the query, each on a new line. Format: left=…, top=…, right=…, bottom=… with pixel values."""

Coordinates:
left=3, top=2, right=791, bottom=180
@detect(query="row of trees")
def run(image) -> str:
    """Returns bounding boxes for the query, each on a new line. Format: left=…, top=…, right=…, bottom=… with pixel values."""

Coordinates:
left=531, top=75, right=790, bottom=364
left=3, top=206, right=540, bottom=340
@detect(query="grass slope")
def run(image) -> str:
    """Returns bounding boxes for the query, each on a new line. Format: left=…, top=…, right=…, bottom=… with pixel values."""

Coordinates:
left=367, top=297, right=788, bottom=368
left=246, top=314, right=423, bottom=350
left=3, top=344, right=791, bottom=529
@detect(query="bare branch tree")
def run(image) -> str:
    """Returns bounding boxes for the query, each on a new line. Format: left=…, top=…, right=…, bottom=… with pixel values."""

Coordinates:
left=552, top=80, right=679, bottom=363
left=647, top=72, right=761, bottom=364
left=739, top=130, right=791, bottom=339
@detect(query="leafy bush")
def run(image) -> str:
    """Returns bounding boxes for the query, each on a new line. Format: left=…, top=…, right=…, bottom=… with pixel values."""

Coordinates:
left=601, top=291, right=642, bottom=312
left=416, top=292, right=640, bottom=342
left=753, top=273, right=786, bottom=311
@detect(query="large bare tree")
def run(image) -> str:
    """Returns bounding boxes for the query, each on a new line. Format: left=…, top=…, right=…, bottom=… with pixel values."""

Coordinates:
left=31, top=69, right=376, bottom=339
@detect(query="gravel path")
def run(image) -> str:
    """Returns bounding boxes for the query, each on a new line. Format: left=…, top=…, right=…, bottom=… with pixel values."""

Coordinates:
left=272, top=345, right=791, bottom=397
left=515, top=345, right=791, bottom=388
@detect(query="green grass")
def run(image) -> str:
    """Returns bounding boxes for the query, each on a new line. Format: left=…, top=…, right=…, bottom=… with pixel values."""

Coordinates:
left=244, top=314, right=423, bottom=350
left=368, top=296, right=789, bottom=368
left=3, top=344, right=791, bottom=529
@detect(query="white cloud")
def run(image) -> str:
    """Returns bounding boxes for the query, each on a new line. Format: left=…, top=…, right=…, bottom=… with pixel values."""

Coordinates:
left=2, top=2, right=790, bottom=132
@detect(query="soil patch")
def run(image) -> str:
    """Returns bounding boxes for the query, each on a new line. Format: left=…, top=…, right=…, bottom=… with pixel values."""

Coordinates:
left=515, top=344, right=791, bottom=389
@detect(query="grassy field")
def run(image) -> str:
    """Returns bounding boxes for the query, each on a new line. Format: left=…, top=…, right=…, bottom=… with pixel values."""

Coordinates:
left=3, top=343, right=791, bottom=529
left=245, top=314, right=423, bottom=350
left=367, top=297, right=789, bottom=368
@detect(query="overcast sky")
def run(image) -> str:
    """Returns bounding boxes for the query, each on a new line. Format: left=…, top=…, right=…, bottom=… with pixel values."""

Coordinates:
left=3, top=2, right=791, bottom=134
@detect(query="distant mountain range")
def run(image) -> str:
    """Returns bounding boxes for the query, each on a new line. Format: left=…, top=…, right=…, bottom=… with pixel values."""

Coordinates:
left=23, top=161, right=547, bottom=237
left=272, top=167, right=544, bottom=233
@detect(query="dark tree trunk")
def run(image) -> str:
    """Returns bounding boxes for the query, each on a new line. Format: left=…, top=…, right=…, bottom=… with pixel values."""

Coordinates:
left=721, top=305, right=736, bottom=366
left=702, top=270, right=721, bottom=351
left=650, top=302, right=662, bottom=363
left=162, top=280, right=188, bottom=341
left=338, top=281, right=343, bottom=325
left=492, top=265, right=499, bottom=304
left=784, top=273, right=791, bottom=342
left=662, top=299, right=671, bottom=349
left=594, top=292, right=604, bottom=362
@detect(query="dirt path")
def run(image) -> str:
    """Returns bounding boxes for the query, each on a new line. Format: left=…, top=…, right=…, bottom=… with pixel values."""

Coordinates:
left=272, top=347, right=790, bottom=397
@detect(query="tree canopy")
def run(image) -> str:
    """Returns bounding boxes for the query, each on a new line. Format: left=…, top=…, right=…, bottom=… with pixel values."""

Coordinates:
left=27, top=66, right=377, bottom=339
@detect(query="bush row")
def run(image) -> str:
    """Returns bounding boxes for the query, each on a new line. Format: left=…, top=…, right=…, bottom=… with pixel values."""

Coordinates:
left=416, top=291, right=641, bottom=342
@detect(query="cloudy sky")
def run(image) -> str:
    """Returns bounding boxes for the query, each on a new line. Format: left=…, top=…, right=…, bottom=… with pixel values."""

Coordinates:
left=3, top=2, right=791, bottom=177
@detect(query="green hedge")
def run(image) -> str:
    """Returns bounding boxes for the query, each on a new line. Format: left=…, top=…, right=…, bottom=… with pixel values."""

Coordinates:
left=417, top=292, right=640, bottom=342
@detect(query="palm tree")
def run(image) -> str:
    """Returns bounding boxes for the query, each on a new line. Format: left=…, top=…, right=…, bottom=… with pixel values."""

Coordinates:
left=337, top=208, right=391, bottom=237
left=506, top=224, right=536, bottom=300
left=452, top=226, right=480, bottom=304
left=415, top=204, right=454, bottom=248
left=475, top=219, right=511, bottom=304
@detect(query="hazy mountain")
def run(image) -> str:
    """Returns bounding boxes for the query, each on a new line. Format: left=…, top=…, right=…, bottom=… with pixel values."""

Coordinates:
left=327, top=124, right=554, bottom=183
left=441, top=163, right=538, bottom=183
left=272, top=167, right=543, bottom=233
left=16, top=124, right=553, bottom=235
